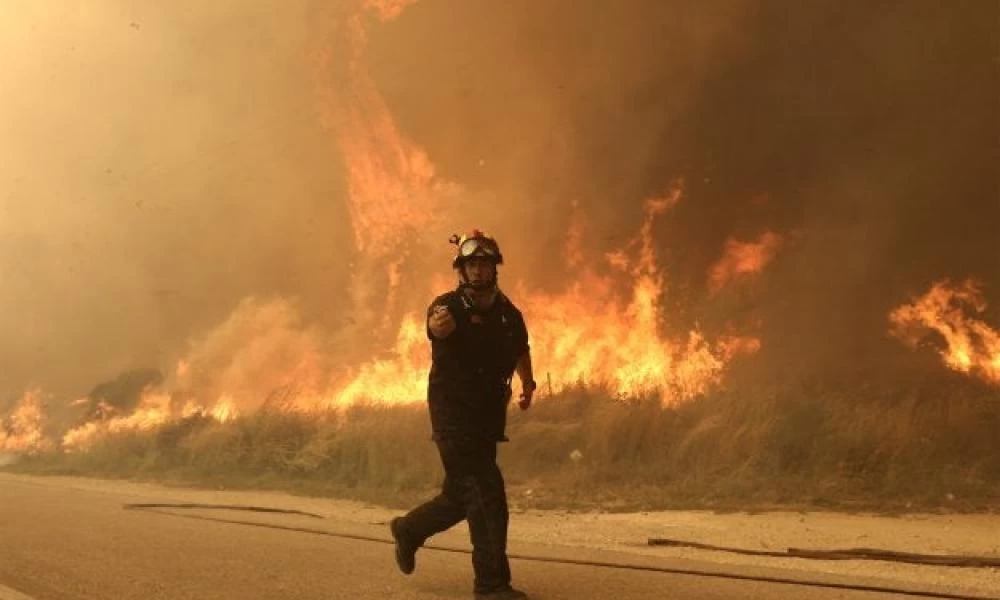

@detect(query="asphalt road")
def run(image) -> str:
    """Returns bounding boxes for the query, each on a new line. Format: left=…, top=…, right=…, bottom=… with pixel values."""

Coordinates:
left=0, top=475, right=958, bottom=600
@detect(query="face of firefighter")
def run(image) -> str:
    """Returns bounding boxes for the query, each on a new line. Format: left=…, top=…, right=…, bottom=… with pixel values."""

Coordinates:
left=462, top=257, right=497, bottom=291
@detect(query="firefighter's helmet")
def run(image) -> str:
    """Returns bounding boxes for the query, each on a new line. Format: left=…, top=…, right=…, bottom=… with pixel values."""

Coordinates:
left=449, top=229, right=504, bottom=269
left=449, top=230, right=503, bottom=292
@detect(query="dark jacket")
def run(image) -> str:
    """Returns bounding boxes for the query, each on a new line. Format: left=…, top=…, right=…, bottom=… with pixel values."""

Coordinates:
left=426, top=288, right=529, bottom=441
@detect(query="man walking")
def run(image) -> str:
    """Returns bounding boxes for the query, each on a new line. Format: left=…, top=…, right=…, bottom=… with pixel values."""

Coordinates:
left=390, top=230, right=536, bottom=600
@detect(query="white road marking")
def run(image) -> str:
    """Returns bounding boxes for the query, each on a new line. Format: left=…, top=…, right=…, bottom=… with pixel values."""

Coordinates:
left=0, top=583, right=36, bottom=600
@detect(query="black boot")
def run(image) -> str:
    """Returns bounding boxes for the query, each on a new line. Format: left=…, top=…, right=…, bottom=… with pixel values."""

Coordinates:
left=474, top=586, right=528, bottom=599
left=390, top=517, right=417, bottom=575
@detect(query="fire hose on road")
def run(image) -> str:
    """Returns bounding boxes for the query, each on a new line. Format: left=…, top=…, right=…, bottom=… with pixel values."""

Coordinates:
left=122, top=503, right=997, bottom=600
left=647, top=538, right=1000, bottom=568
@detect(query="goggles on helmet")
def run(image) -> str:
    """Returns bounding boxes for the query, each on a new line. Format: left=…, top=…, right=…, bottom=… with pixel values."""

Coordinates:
left=458, top=236, right=499, bottom=259
left=449, top=230, right=504, bottom=268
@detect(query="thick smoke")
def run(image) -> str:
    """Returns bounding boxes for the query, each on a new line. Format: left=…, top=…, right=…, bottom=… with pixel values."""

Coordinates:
left=1, top=0, right=996, bottom=406
left=366, top=0, right=999, bottom=383
left=0, top=1, right=352, bottom=403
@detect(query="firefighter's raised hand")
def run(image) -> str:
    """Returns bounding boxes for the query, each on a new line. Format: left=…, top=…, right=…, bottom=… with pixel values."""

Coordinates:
left=428, top=304, right=456, bottom=339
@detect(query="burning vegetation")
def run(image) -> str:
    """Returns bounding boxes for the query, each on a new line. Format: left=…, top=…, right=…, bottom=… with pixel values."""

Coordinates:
left=890, top=279, right=1000, bottom=386
left=0, top=389, right=53, bottom=455
left=2, top=0, right=998, bottom=509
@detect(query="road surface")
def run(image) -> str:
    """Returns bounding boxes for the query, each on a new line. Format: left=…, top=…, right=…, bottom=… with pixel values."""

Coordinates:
left=0, top=474, right=983, bottom=600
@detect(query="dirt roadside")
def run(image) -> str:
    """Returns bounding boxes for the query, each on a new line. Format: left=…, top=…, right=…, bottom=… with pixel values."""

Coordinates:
left=3, top=473, right=996, bottom=598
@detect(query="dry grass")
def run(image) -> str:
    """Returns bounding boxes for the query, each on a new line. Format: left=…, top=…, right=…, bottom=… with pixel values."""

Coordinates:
left=9, top=377, right=1000, bottom=512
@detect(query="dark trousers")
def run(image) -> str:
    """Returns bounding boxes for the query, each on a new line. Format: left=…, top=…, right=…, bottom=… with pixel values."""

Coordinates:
left=398, top=437, right=511, bottom=593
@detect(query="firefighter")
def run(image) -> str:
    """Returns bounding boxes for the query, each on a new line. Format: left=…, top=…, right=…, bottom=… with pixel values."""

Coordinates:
left=390, top=230, right=536, bottom=600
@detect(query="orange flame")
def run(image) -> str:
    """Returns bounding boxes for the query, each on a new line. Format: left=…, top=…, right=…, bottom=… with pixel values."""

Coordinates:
left=332, top=315, right=429, bottom=406
left=519, top=188, right=758, bottom=402
left=0, top=389, right=54, bottom=454
left=61, top=392, right=173, bottom=452
left=708, top=232, right=784, bottom=292
left=209, top=395, right=240, bottom=423
left=318, top=0, right=449, bottom=257
left=314, top=0, right=458, bottom=338
left=890, top=279, right=1000, bottom=385
left=53, top=296, right=333, bottom=453
left=331, top=186, right=761, bottom=405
